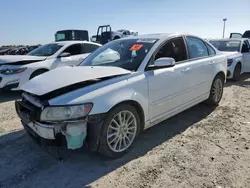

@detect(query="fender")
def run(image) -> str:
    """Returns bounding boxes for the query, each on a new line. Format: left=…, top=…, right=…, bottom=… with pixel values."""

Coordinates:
left=48, top=73, right=150, bottom=123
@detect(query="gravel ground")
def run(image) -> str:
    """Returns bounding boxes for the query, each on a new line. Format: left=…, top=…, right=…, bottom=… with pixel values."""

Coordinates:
left=0, top=74, right=250, bottom=188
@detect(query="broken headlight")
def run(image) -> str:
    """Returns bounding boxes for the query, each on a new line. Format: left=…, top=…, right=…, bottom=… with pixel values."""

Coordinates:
left=40, top=103, right=93, bottom=122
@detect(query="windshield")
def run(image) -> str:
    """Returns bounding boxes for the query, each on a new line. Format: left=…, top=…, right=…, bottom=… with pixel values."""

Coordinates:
left=210, top=40, right=241, bottom=52
left=28, top=43, right=63, bottom=57
left=80, top=38, right=158, bottom=71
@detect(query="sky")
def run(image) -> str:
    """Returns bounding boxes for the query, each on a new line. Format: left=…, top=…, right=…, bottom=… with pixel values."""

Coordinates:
left=0, top=0, right=249, bottom=45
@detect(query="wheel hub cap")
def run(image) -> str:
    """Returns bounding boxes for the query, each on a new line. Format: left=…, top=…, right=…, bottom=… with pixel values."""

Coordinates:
left=107, top=111, right=137, bottom=152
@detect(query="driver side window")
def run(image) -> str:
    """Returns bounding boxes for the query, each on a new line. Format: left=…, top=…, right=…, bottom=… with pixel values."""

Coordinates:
left=62, top=44, right=82, bottom=56
left=154, top=37, right=188, bottom=63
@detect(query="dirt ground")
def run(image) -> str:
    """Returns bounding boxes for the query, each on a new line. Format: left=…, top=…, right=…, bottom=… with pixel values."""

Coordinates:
left=1, top=74, right=250, bottom=188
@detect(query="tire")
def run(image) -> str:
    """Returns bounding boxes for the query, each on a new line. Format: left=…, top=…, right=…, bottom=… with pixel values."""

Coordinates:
left=98, top=104, right=141, bottom=158
left=30, top=69, right=48, bottom=80
left=205, top=74, right=224, bottom=106
left=232, top=63, right=241, bottom=81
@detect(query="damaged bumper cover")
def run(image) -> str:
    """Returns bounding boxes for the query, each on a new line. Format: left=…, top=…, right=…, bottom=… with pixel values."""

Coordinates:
left=15, top=99, right=105, bottom=150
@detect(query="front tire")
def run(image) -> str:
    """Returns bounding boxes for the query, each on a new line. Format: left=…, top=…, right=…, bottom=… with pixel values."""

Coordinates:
left=98, top=104, right=141, bottom=158
left=232, top=63, right=241, bottom=81
left=206, top=74, right=224, bottom=105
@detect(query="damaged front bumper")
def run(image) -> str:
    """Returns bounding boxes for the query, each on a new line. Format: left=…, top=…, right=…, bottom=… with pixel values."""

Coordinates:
left=15, top=99, right=96, bottom=150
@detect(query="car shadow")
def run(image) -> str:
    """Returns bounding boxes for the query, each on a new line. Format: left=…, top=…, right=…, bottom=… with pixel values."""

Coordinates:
left=0, top=103, right=216, bottom=188
left=0, top=91, right=22, bottom=103
left=224, top=73, right=250, bottom=87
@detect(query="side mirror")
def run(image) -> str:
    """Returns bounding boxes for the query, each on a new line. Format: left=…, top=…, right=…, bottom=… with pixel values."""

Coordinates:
left=154, top=57, right=175, bottom=68
left=58, top=52, right=71, bottom=58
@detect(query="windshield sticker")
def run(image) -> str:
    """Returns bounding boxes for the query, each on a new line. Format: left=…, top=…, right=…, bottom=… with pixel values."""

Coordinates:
left=130, top=44, right=143, bottom=51
left=136, top=39, right=157, bottom=43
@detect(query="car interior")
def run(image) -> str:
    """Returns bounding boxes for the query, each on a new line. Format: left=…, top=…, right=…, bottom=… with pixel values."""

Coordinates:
left=155, top=38, right=187, bottom=62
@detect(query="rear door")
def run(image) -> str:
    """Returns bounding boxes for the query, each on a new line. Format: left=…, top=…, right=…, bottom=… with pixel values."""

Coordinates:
left=230, top=33, right=243, bottom=38
left=242, top=40, right=250, bottom=72
left=185, top=36, right=218, bottom=97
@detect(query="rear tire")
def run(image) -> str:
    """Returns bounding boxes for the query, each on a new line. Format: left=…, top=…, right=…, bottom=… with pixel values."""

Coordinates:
left=98, top=104, right=141, bottom=158
left=205, top=74, right=224, bottom=106
left=30, top=69, right=48, bottom=80
left=232, top=63, right=241, bottom=81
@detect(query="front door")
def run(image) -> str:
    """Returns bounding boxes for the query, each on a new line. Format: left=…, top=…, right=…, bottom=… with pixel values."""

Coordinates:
left=242, top=40, right=250, bottom=72
left=55, top=43, right=86, bottom=68
left=146, top=37, right=194, bottom=122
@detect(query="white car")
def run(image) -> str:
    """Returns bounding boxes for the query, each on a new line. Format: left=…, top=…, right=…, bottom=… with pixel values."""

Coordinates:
left=16, top=33, right=227, bottom=158
left=0, top=41, right=101, bottom=91
left=210, top=38, right=250, bottom=80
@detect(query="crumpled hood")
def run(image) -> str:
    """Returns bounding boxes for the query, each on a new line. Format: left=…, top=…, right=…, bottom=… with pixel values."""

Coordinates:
left=220, top=51, right=242, bottom=59
left=21, top=66, right=131, bottom=96
left=0, top=55, right=46, bottom=64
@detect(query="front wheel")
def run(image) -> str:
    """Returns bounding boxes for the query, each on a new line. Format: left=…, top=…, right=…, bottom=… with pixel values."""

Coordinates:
left=205, top=75, right=224, bottom=105
left=98, top=104, right=141, bottom=158
left=232, top=63, right=241, bottom=81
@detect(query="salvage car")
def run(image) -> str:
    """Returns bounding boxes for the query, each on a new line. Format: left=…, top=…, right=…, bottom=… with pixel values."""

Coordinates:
left=0, top=41, right=101, bottom=91
left=210, top=38, right=250, bottom=80
left=16, top=33, right=227, bottom=158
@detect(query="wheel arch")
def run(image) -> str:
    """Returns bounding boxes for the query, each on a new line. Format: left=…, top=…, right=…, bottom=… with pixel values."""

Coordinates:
left=107, top=100, right=145, bottom=131
left=29, top=68, right=49, bottom=80
left=216, top=71, right=226, bottom=83
left=113, top=36, right=121, bottom=40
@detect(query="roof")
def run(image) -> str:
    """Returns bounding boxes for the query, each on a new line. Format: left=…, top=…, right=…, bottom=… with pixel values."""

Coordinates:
left=119, top=33, right=180, bottom=40
left=51, top=40, right=102, bottom=46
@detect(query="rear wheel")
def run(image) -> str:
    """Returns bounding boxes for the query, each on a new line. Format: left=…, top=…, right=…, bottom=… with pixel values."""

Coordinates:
left=98, top=104, right=140, bottom=158
left=205, top=74, right=224, bottom=105
left=30, top=69, right=48, bottom=80
left=232, top=63, right=241, bottom=81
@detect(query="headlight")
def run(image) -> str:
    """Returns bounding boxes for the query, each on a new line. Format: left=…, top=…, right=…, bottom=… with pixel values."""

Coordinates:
left=1, top=67, right=27, bottom=75
left=227, top=59, right=233, bottom=66
left=40, top=103, right=93, bottom=122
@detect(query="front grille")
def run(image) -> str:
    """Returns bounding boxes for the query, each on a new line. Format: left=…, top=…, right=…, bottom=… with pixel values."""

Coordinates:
left=16, top=95, right=43, bottom=123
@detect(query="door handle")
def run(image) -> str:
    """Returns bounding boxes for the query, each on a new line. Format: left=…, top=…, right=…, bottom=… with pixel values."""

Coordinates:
left=181, top=68, right=191, bottom=73
left=209, top=61, right=215, bottom=66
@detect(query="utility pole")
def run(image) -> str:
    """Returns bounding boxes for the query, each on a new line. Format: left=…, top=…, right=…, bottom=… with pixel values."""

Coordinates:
left=223, top=18, right=227, bottom=38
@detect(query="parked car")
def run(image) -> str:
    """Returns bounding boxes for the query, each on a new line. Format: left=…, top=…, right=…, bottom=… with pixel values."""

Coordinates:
left=16, top=33, right=227, bottom=158
left=0, top=41, right=101, bottom=91
left=210, top=38, right=250, bottom=80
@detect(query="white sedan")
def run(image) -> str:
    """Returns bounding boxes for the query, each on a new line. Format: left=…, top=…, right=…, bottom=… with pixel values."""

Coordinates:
left=16, top=33, right=227, bottom=158
left=210, top=38, right=250, bottom=80
left=0, top=41, right=101, bottom=91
